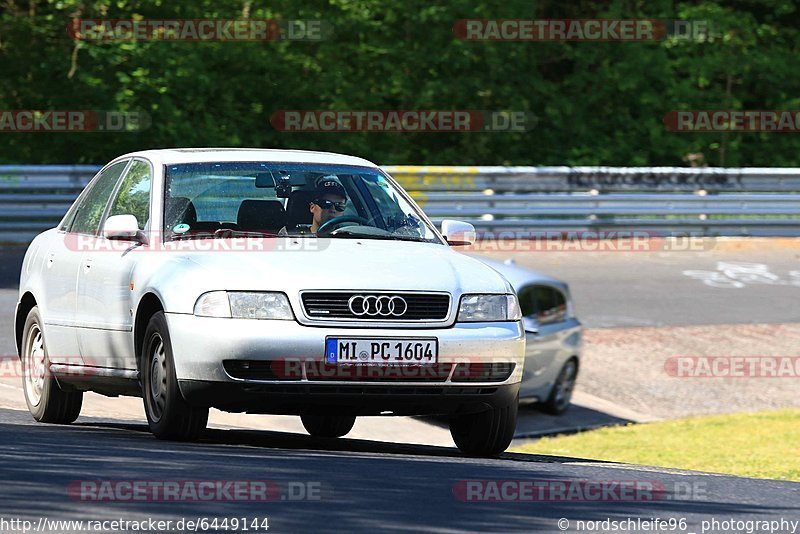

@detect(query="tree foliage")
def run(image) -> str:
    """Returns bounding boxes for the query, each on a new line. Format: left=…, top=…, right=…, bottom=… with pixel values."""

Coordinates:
left=0, top=0, right=798, bottom=166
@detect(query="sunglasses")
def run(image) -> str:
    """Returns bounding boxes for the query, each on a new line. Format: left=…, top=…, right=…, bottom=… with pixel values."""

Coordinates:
left=313, top=199, right=347, bottom=212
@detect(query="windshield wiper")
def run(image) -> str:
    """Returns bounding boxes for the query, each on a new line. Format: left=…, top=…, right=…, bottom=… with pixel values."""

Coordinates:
left=329, top=230, right=430, bottom=242
left=168, top=230, right=279, bottom=241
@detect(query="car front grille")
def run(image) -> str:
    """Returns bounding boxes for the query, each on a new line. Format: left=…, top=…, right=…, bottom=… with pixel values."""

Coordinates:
left=224, top=360, right=515, bottom=383
left=301, top=292, right=450, bottom=321
left=225, top=360, right=454, bottom=382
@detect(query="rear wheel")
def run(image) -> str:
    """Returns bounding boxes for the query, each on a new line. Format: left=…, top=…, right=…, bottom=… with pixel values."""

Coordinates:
left=141, top=312, right=208, bottom=441
left=449, top=395, right=518, bottom=457
left=21, top=306, right=82, bottom=424
left=301, top=414, right=356, bottom=438
left=541, top=359, right=578, bottom=415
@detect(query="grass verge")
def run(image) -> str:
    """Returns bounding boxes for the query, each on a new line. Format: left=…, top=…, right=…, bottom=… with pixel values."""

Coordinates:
left=512, top=409, right=800, bottom=481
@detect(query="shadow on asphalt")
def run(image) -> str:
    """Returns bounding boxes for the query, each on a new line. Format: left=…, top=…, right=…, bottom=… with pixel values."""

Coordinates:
left=1, top=408, right=797, bottom=532
left=1, top=405, right=596, bottom=463
left=419, top=402, right=633, bottom=442
left=514, top=402, right=632, bottom=439
left=71, top=418, right=603, bottom=465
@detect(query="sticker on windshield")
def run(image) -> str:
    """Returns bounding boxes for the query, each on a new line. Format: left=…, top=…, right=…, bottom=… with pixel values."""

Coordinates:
left=173, top=223, right=190, bottom=234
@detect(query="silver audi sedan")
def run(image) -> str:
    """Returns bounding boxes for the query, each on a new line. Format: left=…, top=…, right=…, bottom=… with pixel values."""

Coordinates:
left=15, top=149, right=524, bottom=456
left=477, top=258, right=582, bottom=415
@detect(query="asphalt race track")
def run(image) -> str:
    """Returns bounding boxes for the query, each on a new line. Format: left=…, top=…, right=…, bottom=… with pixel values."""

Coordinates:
left=0, top=407, right=798, bottom=532
left=479, top=241, right=800, bottom=328
left=1, top=245, right=799, bottom=531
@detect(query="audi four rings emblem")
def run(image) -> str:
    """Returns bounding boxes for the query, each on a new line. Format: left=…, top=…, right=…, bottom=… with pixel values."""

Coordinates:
left=348, top=295, right=408, bottom=317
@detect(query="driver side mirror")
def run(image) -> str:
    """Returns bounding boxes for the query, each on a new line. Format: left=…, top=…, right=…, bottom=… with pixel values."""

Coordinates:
left=103, top=214, right=148, bottom=244
left=440, top=220, right=476, bottom=246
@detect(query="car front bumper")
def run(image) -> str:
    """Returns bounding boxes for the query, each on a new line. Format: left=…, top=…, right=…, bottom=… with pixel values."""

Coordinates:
left=178, top=380, right=520, bottom=416
left=165, top=313, right=524, bottom=414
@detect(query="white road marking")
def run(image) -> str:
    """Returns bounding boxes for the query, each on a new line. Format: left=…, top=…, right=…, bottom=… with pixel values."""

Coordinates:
left=683, top=261, right=800, bottom=289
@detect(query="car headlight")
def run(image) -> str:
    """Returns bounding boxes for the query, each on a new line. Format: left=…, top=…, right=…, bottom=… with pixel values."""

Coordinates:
left=457, top=294, right=521, bottom=322
left=194, top=291, right=231, bottom=317
left=194, top=291, right=294, bottom=320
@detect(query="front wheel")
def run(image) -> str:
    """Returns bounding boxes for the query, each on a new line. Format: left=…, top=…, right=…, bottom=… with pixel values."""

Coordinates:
left=449, top=396, right=518, bottom=457
left=541, top=359, right=578, bottom=415
left=301, top=414, right=356, bottom=438
left=141, top=312, right=208, bottom=441
left=21, top=306, right=82, bottom=424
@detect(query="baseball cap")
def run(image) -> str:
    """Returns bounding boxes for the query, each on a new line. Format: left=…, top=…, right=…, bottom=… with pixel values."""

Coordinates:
left=315, top=175, right=346, bottom=198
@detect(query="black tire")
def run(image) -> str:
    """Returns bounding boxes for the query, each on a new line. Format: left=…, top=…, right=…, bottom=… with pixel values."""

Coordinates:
left=449, top=395, right=518, bottom=457
left=540, top=359, right=578, bottom=415
left=141, top=312, right=208, bottom=441
left=301, top=414, right=356, bottom=438
left=21, top=306, right=82, bottom=424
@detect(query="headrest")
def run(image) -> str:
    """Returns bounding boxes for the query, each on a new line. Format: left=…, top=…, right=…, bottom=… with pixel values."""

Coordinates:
left=237, top=199, right=286, bottom=233
left=165, top=197, right=197, bottom=228
left=285, top=190, right=316, bottom=226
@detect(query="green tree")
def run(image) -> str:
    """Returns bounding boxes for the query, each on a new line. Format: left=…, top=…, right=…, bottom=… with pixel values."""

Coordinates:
left=0, top=0, right=798, bottom=166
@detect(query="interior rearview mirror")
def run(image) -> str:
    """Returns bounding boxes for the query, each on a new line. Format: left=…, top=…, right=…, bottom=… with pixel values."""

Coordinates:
left=254, top=172, right=276, bottom=188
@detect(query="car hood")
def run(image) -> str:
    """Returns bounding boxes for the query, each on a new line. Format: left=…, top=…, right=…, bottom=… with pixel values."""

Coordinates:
left=151, top=238, right=513, bottom=312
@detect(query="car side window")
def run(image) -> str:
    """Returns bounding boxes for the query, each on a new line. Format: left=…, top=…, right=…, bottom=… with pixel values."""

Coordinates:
left=519, top=284, right=570, bottom=326
left=58, top=172, right=106, bottom=232
left=58, top=202, right=79, bottom=232
left=533, top=285, right=568, bottom=325
left=107, top=160, right=151, bottom=230
left=69, top=160, right=129, bottom=235
left=517, top=285, right=536, bottom=318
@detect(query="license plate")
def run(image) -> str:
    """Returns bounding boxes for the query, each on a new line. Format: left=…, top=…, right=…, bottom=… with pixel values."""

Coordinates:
left=325, top=338, right=438, bottom=365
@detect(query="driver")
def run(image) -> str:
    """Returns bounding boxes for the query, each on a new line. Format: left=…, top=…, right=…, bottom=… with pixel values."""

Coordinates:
left=279, top=175, right=347, bottom=236
left=309, top=176, right=347, bottom=234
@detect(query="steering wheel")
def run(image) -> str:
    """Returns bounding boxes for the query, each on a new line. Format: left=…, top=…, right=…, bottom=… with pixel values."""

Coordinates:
left=316, top=215, right=370, bottom=235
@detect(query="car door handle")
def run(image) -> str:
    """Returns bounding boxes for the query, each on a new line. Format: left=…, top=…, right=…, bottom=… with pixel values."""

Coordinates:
left=83, top=258, right=93, bottom=272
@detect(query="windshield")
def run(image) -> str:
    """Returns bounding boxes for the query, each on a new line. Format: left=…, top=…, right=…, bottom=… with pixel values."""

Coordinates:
left=163, top=162, right=442, bottom=243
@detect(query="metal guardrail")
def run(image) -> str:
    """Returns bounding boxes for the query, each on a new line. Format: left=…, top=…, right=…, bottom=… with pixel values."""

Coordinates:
left=386, top=166, right=800, bottom=192
left=1, top=165, right=800, bottom=243
left=0, top=166, right=99, bottom=243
